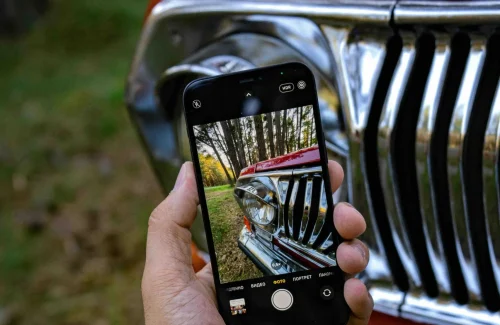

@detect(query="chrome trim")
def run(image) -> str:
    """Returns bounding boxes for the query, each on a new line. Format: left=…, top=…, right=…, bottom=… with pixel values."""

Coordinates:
left=237, top=166, right=322, bottom=180
left=415, top=34, right=452, bottom=294
left=287, top=180, right=300, bottom=237
left=238, top=227, right=303, bottom=275
left=402, top=295, right=500, bottom=325
left=278, top=236, right=337, bottom=268
left=447, top=36, right=486, bottom=298
left=277, top=178, right=290, bottom=231
left=394, top=1, right=500, bottom=25
left=151, top=1, right=394, bottom=26
left=370, top=287, right=405, bottom=318
left=298, top=178, right=314, bottom=242
left=310, top=180, right=328, bottom=245
left=378, top=34, right=421, bottom=287
left=482, top=78, right=500, bottom=296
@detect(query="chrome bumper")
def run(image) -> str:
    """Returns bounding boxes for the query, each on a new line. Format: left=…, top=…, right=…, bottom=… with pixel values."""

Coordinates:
left=238, top=227, right=304, bottom=275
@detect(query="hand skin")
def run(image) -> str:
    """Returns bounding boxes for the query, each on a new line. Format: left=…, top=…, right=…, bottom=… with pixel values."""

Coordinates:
left=142, top=161, right=373, bottom=325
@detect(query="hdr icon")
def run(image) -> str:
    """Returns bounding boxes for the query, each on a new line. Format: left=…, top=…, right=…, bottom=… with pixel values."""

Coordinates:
left=279, top=83, right=294, bottom=93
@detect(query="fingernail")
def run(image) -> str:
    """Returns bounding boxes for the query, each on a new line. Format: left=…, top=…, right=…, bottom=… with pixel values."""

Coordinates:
left=354, top=243, right=367, bottom=262
left=341, top=202, right=353, bottom=208
left=173, top=163, right=187, bottom=191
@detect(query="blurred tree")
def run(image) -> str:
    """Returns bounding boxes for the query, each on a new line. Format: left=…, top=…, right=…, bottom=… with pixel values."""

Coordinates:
left=198, top=153, right=229, bottom=187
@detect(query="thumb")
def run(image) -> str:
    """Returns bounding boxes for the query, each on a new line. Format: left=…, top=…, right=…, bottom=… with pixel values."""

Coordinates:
left=143, top=162, right=199, bottom=286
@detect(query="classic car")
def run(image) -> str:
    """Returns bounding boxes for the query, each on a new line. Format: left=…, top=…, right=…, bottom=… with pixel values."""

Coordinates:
left=233, top=146, right=338, bottom=275
left=127, top=1, right=500, bottom=324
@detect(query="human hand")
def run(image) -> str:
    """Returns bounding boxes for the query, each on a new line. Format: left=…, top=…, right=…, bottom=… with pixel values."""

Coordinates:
left=142, top=161, right=373, bottom=325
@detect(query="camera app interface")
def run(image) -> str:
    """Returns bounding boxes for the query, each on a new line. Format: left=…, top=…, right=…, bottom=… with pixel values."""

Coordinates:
left=194, top=105, right=337, bottom=285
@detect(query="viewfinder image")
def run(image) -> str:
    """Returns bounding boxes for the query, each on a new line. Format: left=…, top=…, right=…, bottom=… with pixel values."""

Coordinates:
left=195, top=105, right=336, bottom=284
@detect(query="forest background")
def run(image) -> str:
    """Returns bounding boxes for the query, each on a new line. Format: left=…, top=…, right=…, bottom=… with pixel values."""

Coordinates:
left=195, top=105, right=318, bottom=187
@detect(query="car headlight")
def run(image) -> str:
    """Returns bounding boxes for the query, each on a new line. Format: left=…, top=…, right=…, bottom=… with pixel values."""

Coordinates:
left=235, top=181, right=277, bottom=225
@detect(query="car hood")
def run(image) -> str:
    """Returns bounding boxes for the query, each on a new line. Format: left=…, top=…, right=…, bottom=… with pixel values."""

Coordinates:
left=240, top=145, right=320, bottom=176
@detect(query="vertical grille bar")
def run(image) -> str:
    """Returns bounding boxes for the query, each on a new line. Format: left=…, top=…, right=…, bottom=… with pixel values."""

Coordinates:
left=279, top=178, right=291, bottom=235
left=483, top=80, right=500, bottom=301
left=415, top=34, right=452, bottom=294
left=301, top=174, right=322, bottom=245
left=292, top=175, right=308, bottom=241
left=309, top=180, right=328, bottom=246
left=321, top=26, right=396, bottom=283
left=428, top=33, right=471, bottom=304
left=447, top=36, right=485, bottom=298
left=298, top=177, right=314, bottom=242
left=391, top=33, right=438, bottom=297
left=463, top=34, right=500, bottom=311
left=378, top=34, right=422, bottom=288
left=287, top=177, right=299, bottom=238
left=364, top=35, right=410, bottom=291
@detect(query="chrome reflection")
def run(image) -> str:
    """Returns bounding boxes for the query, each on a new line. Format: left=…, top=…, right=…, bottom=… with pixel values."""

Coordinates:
left=298, top=178, right=314, bottom=242
left=483, top=80, right=500, bottom=293
left=415, top=34, right=452, bottom=293
left=310, top=180, right=328, bottom=245
left=378, top=34, right=421, bottom=287
left=447, top=37, right=486, bottom=298
left=322, top=25, right=392, bottom=281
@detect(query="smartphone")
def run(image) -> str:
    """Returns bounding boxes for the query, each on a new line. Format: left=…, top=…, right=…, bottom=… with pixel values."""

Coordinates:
left=182, top=62, right=349, bottom=325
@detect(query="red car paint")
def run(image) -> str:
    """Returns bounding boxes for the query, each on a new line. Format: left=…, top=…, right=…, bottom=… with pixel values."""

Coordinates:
left=240, top=145, right=321, bottom=176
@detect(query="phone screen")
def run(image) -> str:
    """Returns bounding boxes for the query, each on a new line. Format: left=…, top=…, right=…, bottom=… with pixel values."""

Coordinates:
left=183, top=63, right=349, bottom=325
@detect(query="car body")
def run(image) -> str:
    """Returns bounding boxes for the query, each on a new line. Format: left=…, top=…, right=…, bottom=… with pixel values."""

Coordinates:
left=127, top=1, right=500, bottom=324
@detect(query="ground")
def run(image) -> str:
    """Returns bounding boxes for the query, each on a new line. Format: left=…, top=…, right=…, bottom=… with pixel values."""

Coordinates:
left=205, top=187, right=263, bottom=284
left=0, top=1, right=164, bottom=324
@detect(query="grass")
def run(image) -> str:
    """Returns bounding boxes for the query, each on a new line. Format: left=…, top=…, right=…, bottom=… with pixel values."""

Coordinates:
left=206, top=188, right=263, bottom=284
left=0, top=1, right=164, bottom=324
left=204, top=184, right=234, bottom=193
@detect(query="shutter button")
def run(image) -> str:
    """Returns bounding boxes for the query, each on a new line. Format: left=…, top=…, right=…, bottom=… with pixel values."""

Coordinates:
left=271, top=289, right=293, bottom=311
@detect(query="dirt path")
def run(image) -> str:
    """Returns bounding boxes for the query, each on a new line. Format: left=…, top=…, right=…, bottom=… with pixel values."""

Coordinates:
left=205, top=189, right=263, bottom=283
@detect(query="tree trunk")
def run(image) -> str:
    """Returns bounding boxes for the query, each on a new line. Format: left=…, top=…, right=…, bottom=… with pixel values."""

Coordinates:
left=309, top=108, right=313, bottom=146
left=243, top=119, right=253, bottom=165
left=197, top=126, right=234, bottom=185
left=207, top=136, right=233, bottom=186
left=220, top=121, right=242, bottom=177
left=253, top=115, right=267, bottom=161
left=214, top=125, right=236, bottom=183
left=275, top=111, right=282, bottom=156
left=233, top=119, right=247, bottom=167
left=297, top=107, right=303, bottom=149
left=266, top=113, right=275, bottom=158
left=282, top=109, right=288, bottom=154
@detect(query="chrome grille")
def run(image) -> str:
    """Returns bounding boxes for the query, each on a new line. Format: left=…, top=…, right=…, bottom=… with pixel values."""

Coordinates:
left=334, top=28, right=500, bottom=316
left=277, top=169, right=335, bottom=258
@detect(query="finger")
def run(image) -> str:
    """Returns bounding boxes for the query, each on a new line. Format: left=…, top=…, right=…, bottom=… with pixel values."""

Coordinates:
left=334, top=202, right=366, bottom=239
left=328, top=160, right=344, bottom=193
left=337, top=239, right=369, bottom=275
left=144, top=162, right=199, bottom=279
left=345, top=278, right=374, bottom=325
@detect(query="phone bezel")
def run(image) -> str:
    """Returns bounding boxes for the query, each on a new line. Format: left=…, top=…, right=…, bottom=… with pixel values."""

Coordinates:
left=182, top=62, right=348, bottom=324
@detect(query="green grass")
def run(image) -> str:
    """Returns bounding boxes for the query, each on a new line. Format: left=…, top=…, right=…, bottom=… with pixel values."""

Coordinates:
left=204, top=184, right=233, bottom=193
left=0, top=1, right=164, bottom=324
left=205, top=188, right=263, bottom=284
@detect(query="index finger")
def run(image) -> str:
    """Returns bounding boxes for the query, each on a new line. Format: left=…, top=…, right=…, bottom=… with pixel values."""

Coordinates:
left=328, top=160, right=344, bottom=193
